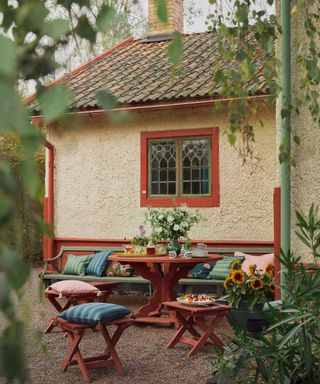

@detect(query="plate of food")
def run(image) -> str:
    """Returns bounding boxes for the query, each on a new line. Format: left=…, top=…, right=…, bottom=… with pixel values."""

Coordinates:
left=177, top=294, right=216, bottom=306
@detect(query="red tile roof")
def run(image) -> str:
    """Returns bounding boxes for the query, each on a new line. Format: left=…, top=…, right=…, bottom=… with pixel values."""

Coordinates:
left=30, top=32, right=268, bottom=112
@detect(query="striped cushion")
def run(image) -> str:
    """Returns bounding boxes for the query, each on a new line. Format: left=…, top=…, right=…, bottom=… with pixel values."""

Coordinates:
left=59, top=303, right=131, bottom=324
left=86, top=250, right=113, bottom=277
left=208, top=255, right=245, bottom=280
left=63, top=255, right=93, bottom=276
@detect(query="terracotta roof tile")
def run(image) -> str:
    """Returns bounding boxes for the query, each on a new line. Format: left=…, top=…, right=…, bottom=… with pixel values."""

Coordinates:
left=29, top=32, right=269, bottom=112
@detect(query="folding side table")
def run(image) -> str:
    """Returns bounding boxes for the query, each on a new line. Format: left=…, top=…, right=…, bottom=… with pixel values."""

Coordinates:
left=163, top=301, right=232, bottom=356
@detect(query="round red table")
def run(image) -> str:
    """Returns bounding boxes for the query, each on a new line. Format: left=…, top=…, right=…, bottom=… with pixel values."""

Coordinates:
left=109, top=254, right=222, bottom=326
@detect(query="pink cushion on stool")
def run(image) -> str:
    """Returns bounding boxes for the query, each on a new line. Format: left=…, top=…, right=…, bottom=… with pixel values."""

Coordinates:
left=48, top=280, right=100, bottom=296
left=234, top=252, right=274, bottom=274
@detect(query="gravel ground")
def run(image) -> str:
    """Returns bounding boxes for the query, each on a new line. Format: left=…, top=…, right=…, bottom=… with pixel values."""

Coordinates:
left=1, top=268, right=233, bottom=384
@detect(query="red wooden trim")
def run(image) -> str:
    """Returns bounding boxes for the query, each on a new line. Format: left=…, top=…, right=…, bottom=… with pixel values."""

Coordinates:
left=31, top=116, right=43, bottom=127
left=25, top=37, right=134, bottom=106
left=273, top=187, right=281, bottom=300
left=43, top=141, right=55, bottom=261
left=140, top=128, right=220, bottom=207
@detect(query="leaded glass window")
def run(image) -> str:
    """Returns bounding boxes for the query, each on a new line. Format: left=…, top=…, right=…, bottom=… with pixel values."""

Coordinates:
left=149, top=140, right=177, bottom=195
left=148, top=136, right=211, bottom=197
left=182, top=138, right=210, bottom=195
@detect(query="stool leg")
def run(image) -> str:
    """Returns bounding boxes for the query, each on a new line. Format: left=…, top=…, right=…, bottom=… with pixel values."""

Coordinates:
left=100, top=326, right=125, bottom=376
left=62, top=331, right=91, bottom=383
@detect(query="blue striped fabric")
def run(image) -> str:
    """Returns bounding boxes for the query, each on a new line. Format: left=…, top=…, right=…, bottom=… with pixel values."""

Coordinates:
left=85, top=250, right=113, bottom=277
left=59, top=303, right=131, bottom=324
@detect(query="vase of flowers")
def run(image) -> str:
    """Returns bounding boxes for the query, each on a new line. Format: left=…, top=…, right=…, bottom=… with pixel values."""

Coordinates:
left=220, top=261, right=275, bottom=334
left=145, top=205, right=202, bottom=254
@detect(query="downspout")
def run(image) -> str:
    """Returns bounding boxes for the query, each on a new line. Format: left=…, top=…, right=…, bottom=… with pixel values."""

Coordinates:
left=280, top=0, right=291, bottom=280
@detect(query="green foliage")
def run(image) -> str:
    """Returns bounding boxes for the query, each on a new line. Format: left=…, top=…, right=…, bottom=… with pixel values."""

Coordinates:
left=211, top=213, right=320, bottom=384
left=167, top=31, right=183, bottom=68
left=295, top=204, right=320, bottom=263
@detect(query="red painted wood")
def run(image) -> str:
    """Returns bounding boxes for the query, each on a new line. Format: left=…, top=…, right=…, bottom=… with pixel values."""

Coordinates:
left=140, top=128, right=220, bottom=207
left=108, top=254, right=222, bottom=325
left=273, top=187, right=281, bottom=300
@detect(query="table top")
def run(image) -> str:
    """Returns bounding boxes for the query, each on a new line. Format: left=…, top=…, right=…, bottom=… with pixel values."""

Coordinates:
left=162, top=300, right=232, bottom=313
left=109, top=254, right=222, bottom=264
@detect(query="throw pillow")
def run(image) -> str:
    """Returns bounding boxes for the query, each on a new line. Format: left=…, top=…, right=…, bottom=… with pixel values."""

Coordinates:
left=86, top=250, right=113, bottom=277
left=48, top=280, right=99, bottom=296
left=59, top=302, right=132, bottom=325
left=105, top=262, right=134, bottom=277
left=188, top=263, right=216, bottom=279
left=234, top=251, right=274, bottom=274
left=208, top=255, right=245, bottom=280
left=63, top=254, right=93, bottom=276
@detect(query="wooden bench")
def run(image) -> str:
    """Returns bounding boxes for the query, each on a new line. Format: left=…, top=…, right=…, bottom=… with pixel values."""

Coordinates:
left=40, top=245, right=274, bottom=296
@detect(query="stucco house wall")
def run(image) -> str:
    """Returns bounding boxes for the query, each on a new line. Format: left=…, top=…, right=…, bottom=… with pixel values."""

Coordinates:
left=47, top=103, right=277, bottom=242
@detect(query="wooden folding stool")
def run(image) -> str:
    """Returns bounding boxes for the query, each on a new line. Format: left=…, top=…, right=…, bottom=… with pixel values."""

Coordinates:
left=163, top=301, right=232, bottom=356
left=53, top=316, right=134, bottom=383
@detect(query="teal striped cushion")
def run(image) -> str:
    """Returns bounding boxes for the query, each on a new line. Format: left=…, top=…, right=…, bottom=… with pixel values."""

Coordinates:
left=63, top=255, right=93, bottom=276
left=59, top=303, right=131, bottom=324
left=208, top=256, right=244, bottom=280
left=86, top=250, right=112, bottom=277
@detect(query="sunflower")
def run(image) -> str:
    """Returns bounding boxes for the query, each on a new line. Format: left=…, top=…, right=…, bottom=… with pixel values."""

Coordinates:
left=265, top=263, right=274, bottom=277
left=250, top=277, right=264, bottom=290
left=223, top=277, right=233, bottom=290
left=230, top=270, right=245, bottom=285
left=230, top=261, right=241, bottom=270
left=269, top=282, right=275, bottom=293
left=248, top=264, right=256, bottom=276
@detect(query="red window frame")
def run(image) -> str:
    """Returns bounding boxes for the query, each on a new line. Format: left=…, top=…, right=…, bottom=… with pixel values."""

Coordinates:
left=140, top=127, right=220, bottom=207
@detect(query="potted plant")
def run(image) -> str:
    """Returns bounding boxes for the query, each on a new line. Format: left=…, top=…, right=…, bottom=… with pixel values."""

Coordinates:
left=145, top=205, right=202, bottom=254
left=220, top=260, right=275, bottom=334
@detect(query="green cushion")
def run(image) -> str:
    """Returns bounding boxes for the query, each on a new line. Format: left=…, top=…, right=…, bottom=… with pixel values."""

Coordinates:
left=208, top=255, right=244, bottom=280
left=63, top=255, right=93, bottom=276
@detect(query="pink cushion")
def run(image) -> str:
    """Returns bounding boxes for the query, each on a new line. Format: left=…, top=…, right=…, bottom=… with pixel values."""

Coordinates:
left=234, top=252, right=274, bottom=274
left=48, top=280, right=99, bottom=296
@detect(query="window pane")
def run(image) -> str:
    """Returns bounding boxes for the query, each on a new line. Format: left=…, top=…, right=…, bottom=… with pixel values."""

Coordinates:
left=201, top=181, right=209, bottom=194
left=151, top=183, right=159, bottom=194
left=182, top=138, right=210, bottom=195
left=150, top=140, right=176, bottom=195
left=168, top=183, right=176, bottom=194
left=183, top=182, right=191, bottom=194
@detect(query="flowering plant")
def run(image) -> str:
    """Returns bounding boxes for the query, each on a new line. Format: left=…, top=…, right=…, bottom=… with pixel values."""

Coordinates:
left=145, top=205, right=202, bottom=242
left=223, top=261, right=275, bottom=311
left=131, top=225, right=149, bottom=246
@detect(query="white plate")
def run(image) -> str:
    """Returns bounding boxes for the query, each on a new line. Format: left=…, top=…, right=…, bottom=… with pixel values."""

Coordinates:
left=177, top=297, right=215, bottom=306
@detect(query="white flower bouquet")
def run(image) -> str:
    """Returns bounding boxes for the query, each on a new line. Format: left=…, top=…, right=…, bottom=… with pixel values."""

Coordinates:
left=145, top=205, right=202, bottom=242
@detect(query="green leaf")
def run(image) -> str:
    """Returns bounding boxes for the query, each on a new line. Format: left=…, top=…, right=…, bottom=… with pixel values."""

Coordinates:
left=38, top=84, right=72, bottom=123
left=18, top=158, right=40, bottom=199
left=96, top=89, right=118, bottom=111
left=0, top=250, right=30, bottom=291
left=76, top=15, right=96, bottom=43
left=167, top=32, right=183, bottom=68
left=293, top=135, right=301, bottom=145
left=96, top=5, right=116, bottom=32
left=42, top=19, right=70, bottom=39
left=279, top=151, right=288, bottom=164
left=156, top=0, right=168, bottom=24
left=0, top=81, right=29, bottom=131
left=228, top=134, right=236, bottom=145
left=0, top=35, right=16, bottom=76
left=16, top=2, right=48, bottom=31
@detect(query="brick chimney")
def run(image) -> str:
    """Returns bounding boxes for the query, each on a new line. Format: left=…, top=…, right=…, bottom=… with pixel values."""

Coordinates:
left=148, top=0, right=184, bottom=36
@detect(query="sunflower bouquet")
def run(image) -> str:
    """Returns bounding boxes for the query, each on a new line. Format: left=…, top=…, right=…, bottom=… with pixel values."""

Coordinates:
left=223, top=261, right=275, bottom=311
